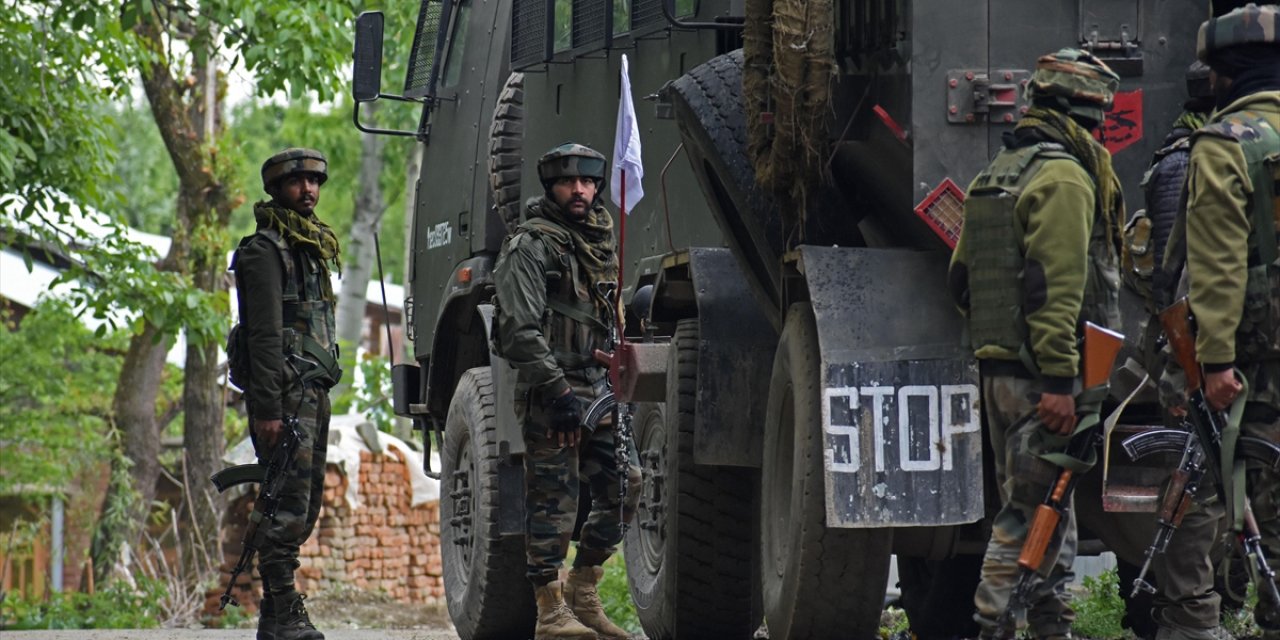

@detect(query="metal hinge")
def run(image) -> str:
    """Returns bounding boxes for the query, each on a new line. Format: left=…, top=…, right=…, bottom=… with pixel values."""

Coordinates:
left=946, top=69, right=1030, bottom=124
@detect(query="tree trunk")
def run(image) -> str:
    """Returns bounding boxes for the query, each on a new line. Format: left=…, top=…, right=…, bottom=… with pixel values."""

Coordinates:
left=93, top=321, right=172, bottom=584
left=334, top=102, right=387, bottom=400
left=90, top=14, right=239, bottom=586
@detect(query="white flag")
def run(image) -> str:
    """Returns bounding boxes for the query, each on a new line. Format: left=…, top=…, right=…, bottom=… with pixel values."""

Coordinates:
left=610, top=54, right=644, bottom=213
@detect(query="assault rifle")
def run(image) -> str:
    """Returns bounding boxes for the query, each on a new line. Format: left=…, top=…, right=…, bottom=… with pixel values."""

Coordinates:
left=212, top=418, right=302, bottom=610
left=996, top=322, right=1126, bottom=639
left=1125, top=298, right=1280, bottom=610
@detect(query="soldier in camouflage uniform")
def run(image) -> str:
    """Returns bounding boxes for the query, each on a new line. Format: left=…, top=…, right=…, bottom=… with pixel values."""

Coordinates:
left=1179, top=5, right=1280, bottom=637
left=230, top=148, right=344, bottom=640
left=1116, top=62, right=1234, bottom=640
left=949, top=49, right=1124, bottom=639
left=493, top=143, right=641, bottom=640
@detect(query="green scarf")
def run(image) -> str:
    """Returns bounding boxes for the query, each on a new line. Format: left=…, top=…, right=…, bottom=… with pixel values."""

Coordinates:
left=1172, top=110, right=1208, bottom=133
left=253, top=201, right=342, bottom=274
left=527, top=196, right=619, bottom=311
left=1016, top=107, right=1125, bottom=258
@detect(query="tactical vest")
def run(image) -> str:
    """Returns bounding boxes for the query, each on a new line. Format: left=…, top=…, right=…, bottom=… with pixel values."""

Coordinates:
left=964, top=141, right=1120, bottom=356
left=1194, top=110, right=1280, bottom=362
left=228, top=228, right=343, bottom=389
left=494, top=218, right=612, bottom=374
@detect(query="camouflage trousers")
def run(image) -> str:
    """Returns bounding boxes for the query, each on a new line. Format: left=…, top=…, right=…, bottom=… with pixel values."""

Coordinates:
left=1149, top=360, right=1280, bottom=633
left=520, top=385, right=642, bottom=586
left=1241, top=360, right=1280, bottom=633
left=974, top=374, right=1078, bottom=638
left=249, top=383, right=331, bottom=595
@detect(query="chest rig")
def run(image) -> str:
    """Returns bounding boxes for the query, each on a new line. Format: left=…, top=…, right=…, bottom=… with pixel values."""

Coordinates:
left=512, top=218, right=612, bottom=373
left=230, top=228, right=343, bottom=388
left=964, top=141, right=1120, bottom=356
left=1195, top=109, right=1280, bottom=362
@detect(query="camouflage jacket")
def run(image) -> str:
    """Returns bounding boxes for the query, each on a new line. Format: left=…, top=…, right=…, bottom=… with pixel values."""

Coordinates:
left=951, top=141, right=1118, bottom=393
left=1185, top=90, right=1280, bottom=367
left=493, top=200, right=615, bottom=402
left=232, top=222, right=340, bottom=419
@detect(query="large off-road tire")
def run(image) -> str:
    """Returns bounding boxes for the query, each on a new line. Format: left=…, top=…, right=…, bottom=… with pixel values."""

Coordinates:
left=488, top=72, right=525, bottom=234
left=441, top=367, right=535, bottom=639
left=896, top=554, right=984, bottom=638
left=761, top=303, right=893, bottom=639
left=625, top=320, right=758, bottom=639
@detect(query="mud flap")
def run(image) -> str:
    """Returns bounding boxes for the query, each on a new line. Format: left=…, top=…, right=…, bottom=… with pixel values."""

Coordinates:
left=798, top=246, right=983, bottom=527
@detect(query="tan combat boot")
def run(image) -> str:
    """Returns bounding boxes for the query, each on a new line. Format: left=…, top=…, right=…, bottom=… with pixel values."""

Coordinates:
left=565, top=566, right=632, bottom=640
left=534, top=580, right=598, bottom=640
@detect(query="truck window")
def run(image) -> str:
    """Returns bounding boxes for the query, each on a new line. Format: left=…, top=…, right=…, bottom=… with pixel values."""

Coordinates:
left=441, top=0, right=473, bottom=88
left=555, top=0, right=572, bottom=52
left=613, top=0, right=630, bottom=35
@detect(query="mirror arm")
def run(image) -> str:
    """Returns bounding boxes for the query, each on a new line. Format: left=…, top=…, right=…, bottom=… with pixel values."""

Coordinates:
left=661, top=0, right=744, bottom=30
left=353, top=101, right=422, bottom=139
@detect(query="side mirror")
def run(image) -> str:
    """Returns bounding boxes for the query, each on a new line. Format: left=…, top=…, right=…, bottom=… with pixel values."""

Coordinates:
left=353, top=11, right=384, bottom=103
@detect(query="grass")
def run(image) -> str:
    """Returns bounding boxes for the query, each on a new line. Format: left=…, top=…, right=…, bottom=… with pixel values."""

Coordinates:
left=1071, top=569, right=1129, bottom=639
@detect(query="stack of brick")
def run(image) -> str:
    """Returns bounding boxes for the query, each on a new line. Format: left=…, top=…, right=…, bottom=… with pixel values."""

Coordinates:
left=205, top=445, right=444, bottom=618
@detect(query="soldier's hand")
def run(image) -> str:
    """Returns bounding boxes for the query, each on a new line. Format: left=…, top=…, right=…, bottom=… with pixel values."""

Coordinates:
left=1037, top=392, right=1077, bottom=436
left=1203, top=369, right=1242, bottom=412
left=1158, top=362, right=1189, bottom=417
left=255, top=418, right=284, bottom=449
left=547, top=389, right=584, bottom=448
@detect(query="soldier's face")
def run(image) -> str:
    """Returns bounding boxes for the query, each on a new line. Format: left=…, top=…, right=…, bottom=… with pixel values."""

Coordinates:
left=276, top=173, right=323, bottom=215
left=551, top=176, right=597, bottom=219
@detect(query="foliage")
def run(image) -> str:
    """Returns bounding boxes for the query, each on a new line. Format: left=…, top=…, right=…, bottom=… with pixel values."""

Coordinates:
left=0, top=577, right=167, bottom=630
left=335, top=352, right=395, bottom=431
left=103, top=101, right=181, bottom=236
left=878, top=606, right=910, bottom=639
left=0, top=300, right=121, bottom=494
left=1222, top=580, right=1262, bottom=638
left=223, top=99, right=411, bottom=284
left=1070, top=568, right=1128, bottom=639
left=597, top=553, right=642, bottom=635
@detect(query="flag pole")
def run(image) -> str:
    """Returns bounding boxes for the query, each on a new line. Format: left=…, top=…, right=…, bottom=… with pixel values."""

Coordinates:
left=617, top=169, right=627, bottom=344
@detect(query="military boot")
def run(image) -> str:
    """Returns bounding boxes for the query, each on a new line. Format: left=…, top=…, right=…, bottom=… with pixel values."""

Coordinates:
left=272, top=590, right=325, bottom=640
left=1154, top=625, right=1234, bottom=640
left=257, top=593, right=277, bottom=640
left=534, top=580, right=598, bottom=640
left=565, top=566, right=632, bottom=640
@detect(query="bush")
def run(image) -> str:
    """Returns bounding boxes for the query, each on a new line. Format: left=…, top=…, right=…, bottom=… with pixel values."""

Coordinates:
left=597, top=553, right=642, bottom=635
left=1, top=577, right=168, bottom=630
left=1071, top=568, right=1127, bottom=639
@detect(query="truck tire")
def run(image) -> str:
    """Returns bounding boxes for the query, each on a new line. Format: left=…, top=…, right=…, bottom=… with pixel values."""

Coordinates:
left=625, top=320, right=758, bottom=639
left=441, top=367, right=534, bottom=639
left=761, top=303, right=892, bottom=639
left=488, top=72, right=525, bottom=234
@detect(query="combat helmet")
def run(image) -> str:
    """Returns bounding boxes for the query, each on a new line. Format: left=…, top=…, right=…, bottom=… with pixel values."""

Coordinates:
left=261, top=148, right=328, bottom=191
left=1024, top=48, right=1121, bottom=126
left=1197, top=3, right=1280, bottom=63
left=537, top=143, right=608, bottom=192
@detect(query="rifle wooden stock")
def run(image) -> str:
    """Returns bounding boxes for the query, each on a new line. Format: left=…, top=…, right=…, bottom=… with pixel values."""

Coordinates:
left=1159, top=468, right=1195, bottom=525
left=1158, top=298, right=1203, bottom=391
left=1082, top=322, right=1125, bottom=389
left=1018, top=471, right=1073, bottom=570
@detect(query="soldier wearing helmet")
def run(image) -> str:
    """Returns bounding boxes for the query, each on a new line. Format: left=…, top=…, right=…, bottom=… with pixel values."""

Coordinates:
left=949, top=48, right=1124, bottom=639
left=1174, top=6, right=1280, bottom=637
left=229, top=148, right=342, bottom=640
left=492, top=143, right=640, bottom=640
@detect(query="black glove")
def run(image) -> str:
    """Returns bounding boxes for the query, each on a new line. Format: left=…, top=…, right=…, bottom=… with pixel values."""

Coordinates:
left=547, top=391, right=584, bottom=434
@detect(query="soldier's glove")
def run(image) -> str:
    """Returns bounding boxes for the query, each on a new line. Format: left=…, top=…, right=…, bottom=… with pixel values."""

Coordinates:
left=547, top=391, right=584, bottom=434
left=1158, top=362, right=1188, bottom=416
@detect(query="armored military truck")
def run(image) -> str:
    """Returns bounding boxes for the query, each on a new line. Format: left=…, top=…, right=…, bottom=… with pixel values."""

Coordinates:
left=352, top=1, right=1235, bottom=638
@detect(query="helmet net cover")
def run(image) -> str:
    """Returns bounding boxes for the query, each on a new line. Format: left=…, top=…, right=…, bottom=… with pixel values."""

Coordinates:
left=537, top=143, right=608, bottom=189
left=262, top=148, right=329, bottom=191
left=1198, top=3, right=1280, bottom=62
left=1024, top=48, right=1121, bottom=123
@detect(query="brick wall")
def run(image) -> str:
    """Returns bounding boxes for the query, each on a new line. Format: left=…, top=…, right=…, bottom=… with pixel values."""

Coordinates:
left=207, top=446, right=443, bottom=618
